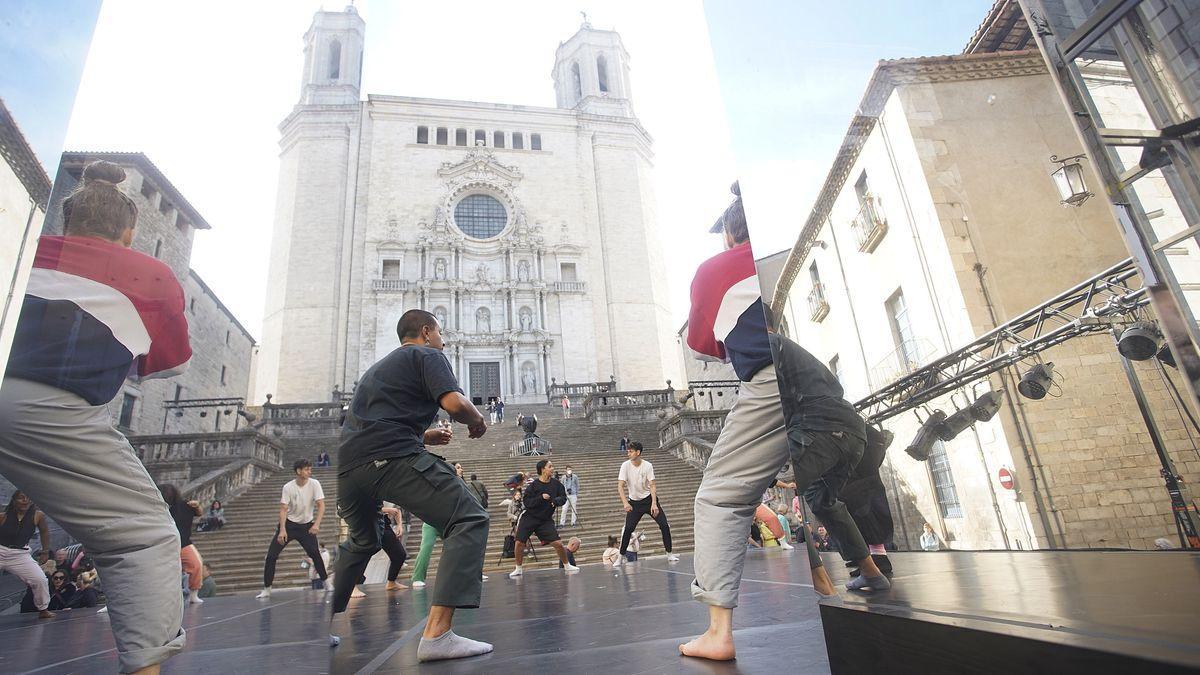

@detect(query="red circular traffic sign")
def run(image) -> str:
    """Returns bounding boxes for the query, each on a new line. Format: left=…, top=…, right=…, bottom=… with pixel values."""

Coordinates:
left=998, top=468, right=1015, bottom=490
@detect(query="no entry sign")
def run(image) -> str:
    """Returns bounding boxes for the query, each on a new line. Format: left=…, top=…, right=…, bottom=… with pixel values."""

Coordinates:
left=998, top=467, right=1015, bottom=490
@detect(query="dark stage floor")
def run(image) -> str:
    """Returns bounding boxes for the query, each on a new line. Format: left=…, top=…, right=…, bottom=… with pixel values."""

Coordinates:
left=823, top=550, right=1200, bottom=671
left=331, top=550, right=828, bottom=674
left=0, top=589, right=332, bottom=673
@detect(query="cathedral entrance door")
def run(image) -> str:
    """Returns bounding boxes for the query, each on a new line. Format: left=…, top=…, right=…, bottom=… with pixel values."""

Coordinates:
left=469, top=362, right=502, bottom=405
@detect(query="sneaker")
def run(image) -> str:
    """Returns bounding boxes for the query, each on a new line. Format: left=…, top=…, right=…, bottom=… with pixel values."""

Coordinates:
left=255, top=588, right=271, bottom=599
left=481, top=574, right=489, bottom=581
left=189, top=593, right=204, bottom=605
left=563, top=563, right=580, bottom=572
left=666, top=553, right=680, bottom=562
left=313, top=579, right=326, bottom=590
left=412, top=580, right=426, bottom=588
left=508, top=565, right=524, bottom=578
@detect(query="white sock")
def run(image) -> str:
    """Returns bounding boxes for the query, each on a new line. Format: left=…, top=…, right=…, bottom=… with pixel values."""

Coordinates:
left=417, top=630, right=494, bottom=662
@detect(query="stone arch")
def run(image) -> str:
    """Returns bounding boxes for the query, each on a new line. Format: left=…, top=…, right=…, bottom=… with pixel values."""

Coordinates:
left=597, top=54, right=609, bottom=93
left=328, top=39, right=341, bottom=79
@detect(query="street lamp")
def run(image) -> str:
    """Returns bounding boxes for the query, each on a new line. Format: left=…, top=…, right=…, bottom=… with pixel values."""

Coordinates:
left=1050, top=154, right=1093, bottom=206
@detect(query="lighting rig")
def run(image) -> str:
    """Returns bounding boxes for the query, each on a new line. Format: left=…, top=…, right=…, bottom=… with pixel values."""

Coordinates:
left=853, top=257, right=1199, bottom=548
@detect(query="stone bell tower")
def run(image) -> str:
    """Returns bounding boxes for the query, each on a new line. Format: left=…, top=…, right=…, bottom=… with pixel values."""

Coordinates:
left=552, top=17, right=635, bottom=117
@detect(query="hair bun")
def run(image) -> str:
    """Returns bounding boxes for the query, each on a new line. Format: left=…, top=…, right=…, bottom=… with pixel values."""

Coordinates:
left=81, top=160, right=126, bottom=185
left=730, top=180, right=741, bottom=198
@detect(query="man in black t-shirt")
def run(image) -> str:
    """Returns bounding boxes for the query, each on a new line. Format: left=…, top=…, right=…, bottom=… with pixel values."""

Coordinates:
left=331, top=310, right=493, bottom=664
left=508, top=459, right=579, bottom=578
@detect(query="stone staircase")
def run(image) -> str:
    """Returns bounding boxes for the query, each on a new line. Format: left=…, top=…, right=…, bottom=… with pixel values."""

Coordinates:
left=192, top=436, right=340, bottom=596
left=198, top=404, right=706, bottom=594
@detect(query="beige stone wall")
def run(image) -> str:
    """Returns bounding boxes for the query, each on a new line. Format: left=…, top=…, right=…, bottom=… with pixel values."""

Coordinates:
left=0, top=158, right=44, bottom=382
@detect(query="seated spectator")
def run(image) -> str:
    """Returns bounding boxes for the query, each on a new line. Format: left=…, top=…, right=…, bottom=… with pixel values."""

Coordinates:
left=559, top=537, right=581, bottom=568
left=773, top=505, right=795, bottom=550
left=69, top=569, right=100, bottom=609
left=754, top=515, right=779, bottom=547
left=813, top=526, right=833, bottom=552
left=625, top=530, right=645, bottom=562
left=748, top=521, right=763, bottom=548
left=315, top=451, right=331, bottom=468
left=199, top=562, right=217, bottom=598
left=198, top=500, right=226, bottom=532
left=601, top=535, right=622, bottom=566
left=920, top=523, right=940, bottom=552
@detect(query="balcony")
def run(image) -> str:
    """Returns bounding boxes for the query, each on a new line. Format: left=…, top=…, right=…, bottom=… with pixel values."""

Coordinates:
left=372, top=278, right=409, bottom=292
left=808, top=282, right=830, bottom=322
left=553, top=281, right=587, bottom=293
left=851, top=194, right=888, bottom=253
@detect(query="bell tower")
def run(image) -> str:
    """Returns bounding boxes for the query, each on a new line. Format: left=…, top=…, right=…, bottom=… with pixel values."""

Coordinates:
left=552, top=17, right=634, bottom=117
left=299, top=5, right=365, bottom=105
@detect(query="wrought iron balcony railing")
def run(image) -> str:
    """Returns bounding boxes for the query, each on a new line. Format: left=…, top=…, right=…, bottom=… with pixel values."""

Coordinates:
left=851, top=194, right=888, bottom=253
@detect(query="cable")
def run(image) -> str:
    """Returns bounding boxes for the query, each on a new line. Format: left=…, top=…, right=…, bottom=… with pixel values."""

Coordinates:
left=1155, top=359, right=1200, bottom=461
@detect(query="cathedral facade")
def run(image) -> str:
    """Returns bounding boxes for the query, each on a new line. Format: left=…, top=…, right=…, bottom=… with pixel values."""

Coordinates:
left=255, top=7, right=679, bottom=404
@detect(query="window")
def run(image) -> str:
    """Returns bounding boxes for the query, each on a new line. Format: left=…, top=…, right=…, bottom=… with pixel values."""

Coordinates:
left=189, top=298, right=195, bottom=313
left=493, top=131, right=505, bottom=148
left=436, top=127, right=448, bottom=145
left=153, top=239, right=162, bottom=258
left=176, top=213, right=189, bottom=232
left=854, top=170, right=870, bottom=204
left=225, top=330, right=230, bottom=345
left=571, top=62, right=583, bottom=101
left=159, top=198, right=172, bottom=215
left=829, top=355, right=842, bottom=383
left=455, top=128, right=467, bottom=146
left=140, top=178, right=157, bottom=202
left=885, top=289, right=920, bottom=370
left=220, top=365, right=227, bottom=386
left=474, top=129, right=486, bottom=145
left=531, top=133, right=542, bottom=151
left=809, top=262, right=821, bottom=285
left=381, top=259, right=401, bottom=279
left=328, top=39, right=341, bottom=79
left=928, top=440, right=962, bottom=518
left=597, top=54, right=609, bottom=93
left=453, top=194, right=507, bottom=238
left=417, top=126, right=429, bottom=144
left=174, top=384, right=183, bottom=401
left=512, top=132, right=524, bottom=150
left=118, top=393, right=137, bottom=429
left=560, top=262, right=577, bottom=281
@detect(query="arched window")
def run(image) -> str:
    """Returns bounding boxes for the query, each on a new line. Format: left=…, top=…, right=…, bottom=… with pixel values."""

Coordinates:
left=328, top=39, right=341, bottom=80
left=597, top=54, right=609, bottom=93
left=571, top=62, right=582, bottom=101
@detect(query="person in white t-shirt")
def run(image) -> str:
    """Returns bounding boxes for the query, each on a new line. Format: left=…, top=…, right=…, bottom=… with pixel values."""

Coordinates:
left=616, top=442, right=679, bottom=562
left=256, top=458, right=327, bottom=598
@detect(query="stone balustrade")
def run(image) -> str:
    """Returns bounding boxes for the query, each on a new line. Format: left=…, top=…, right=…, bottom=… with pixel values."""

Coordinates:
left=583, top=387, right=680, bottom=424
left=658, top=408, right=728, bottom=470
left=547, top=378, right=617, bottom=405
left=130, top=430, right=284, bottom=502
left=686, top=380, right=740, bottom=411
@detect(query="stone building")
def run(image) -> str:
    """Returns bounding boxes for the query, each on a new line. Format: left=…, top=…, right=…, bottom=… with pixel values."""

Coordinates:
left=44, top=152, right=256, bottom=436
left=767, top=9, right=1200, bottom=551
left=255, top=8, right=679, bottom=405
left=0, top=98, right=50, bottom=383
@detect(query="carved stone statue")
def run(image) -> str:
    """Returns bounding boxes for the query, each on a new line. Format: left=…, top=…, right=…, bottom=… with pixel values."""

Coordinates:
left=521, top=364, right=537, bottom=395
left=434, top=306, right=448, bottom=330
left=519, top=307, right=533, bottom=332
left=475, top=263, right=490, bottom=284
left=434, top=257, right=447, bottom=280
left=476, top=307, right=491, bottom=333
left=517, top=260, right=531, bottom=282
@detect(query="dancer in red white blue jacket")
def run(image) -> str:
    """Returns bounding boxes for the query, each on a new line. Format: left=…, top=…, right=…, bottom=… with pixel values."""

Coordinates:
left=0, top=161, right=190, bottom=673
left=679, top=182, right=888, bottom=663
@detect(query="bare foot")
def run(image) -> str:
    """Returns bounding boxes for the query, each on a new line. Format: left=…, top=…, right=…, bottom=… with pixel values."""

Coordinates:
left=38, top=609, right=55, bottom=619
left=351, top=588, right=366, bottom=598
left=386, top=581, right=407, bottom=591
left=679, top=631, right=736, bottom=661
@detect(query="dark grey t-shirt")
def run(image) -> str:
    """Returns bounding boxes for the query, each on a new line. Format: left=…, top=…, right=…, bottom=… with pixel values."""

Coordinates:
left=338, top=344, right=463, bottom=474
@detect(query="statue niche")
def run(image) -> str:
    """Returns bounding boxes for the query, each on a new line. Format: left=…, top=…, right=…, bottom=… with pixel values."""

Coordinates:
left=475, top=263, right=490, bottom=284
left=519, top=306, right=533, bottom=332
left=433, top=306, right=448, bottom=330
left=517, top=259, right=531, bottom=282
left=433, top=257, right=448, bottom=280
left=476, top=307, right=492, bottom=333
left=521, top=362, right=537, bottom=395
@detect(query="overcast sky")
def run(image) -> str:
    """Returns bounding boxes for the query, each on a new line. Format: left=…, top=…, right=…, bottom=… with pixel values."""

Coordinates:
left=64, top=0, right=736, bottom=340
left=703, top=0, right=993, bottom=259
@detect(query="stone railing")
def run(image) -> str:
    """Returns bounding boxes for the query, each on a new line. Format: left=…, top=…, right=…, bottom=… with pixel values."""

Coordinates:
left=510, top=436, right=553, bottom=457
left=130, top=430, right=284, bottom=501
left=686, top=380, right=740, bottom=411
left=658, top=408, right=729, bottom=470
left=260, top=401, right=344, bottom=439
left=552, top=281, right=587, bottom=293
left=263, top=402, right=344, bottom=420
left=372, top=278, right=409, bottom=292
left=583, top=387, right=680, bottom=424
left=547, top=378, right=617, bottom=405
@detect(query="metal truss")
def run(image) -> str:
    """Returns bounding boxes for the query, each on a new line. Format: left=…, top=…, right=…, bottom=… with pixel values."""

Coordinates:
left=856, top=258, right=1149, bottom=422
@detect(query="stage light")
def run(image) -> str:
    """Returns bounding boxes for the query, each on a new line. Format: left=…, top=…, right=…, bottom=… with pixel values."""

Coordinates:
left=970, top=390, right=1004, bottom=421
left=905, top=409, right=946, bottom=462
left=1050, top=154, right=1092, bottom=206
left=1117, top=321, right=1162, bottom=361
left=1017, top=363, right=1054, bottom=400
left=938, top=407, right=975, bottom=441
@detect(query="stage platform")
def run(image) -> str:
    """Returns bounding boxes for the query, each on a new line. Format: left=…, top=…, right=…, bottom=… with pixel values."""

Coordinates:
left=821, top=550, right=1200, bottom=674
